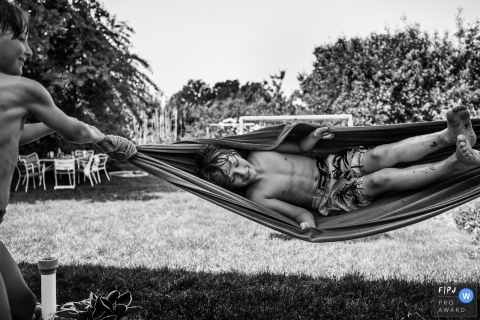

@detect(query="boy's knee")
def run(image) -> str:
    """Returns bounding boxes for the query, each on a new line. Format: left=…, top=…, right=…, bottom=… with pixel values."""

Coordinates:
left=364, top=171, right=391, bottom=195
left=365, top=147, right=386, bottom=167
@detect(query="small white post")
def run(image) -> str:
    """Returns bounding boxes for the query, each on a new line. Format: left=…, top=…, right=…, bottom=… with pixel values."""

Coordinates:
left=239, top=118, right=244, bottom=135
left=38, top=257, right=59, bottom=320
left=347, top=115, right=354, bottom=126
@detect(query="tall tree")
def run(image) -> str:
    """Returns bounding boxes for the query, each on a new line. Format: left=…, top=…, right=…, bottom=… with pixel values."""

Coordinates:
left=167, top=71, right=291, bottom=139
left=17, top=0, right=159, bottom=153
left=167, top=79, right=214, bottom=137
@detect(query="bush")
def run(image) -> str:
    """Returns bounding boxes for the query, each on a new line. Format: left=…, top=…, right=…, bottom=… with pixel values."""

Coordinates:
left=454, top=206, right=480, bottom=243
left=298, top=12, right=480, bottom=125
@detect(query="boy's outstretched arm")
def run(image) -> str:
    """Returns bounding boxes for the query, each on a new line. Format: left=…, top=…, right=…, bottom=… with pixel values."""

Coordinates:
left=19, top=123, right=54, bottom=145
left=250, top=195, right=316, bottom=230
left=273, top=126, right=334, bottom=153
left=21, top=79, right=104, bottom=144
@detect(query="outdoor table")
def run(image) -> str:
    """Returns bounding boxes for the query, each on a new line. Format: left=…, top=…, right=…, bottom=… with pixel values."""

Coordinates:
left=39, top=156, right=89, bottom=162
left=38, top=156, right=91, bottom=189
left=39, top=156, right=90, bottom=171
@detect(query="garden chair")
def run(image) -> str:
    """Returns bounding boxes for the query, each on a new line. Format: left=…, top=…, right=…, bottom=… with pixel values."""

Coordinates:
left=96, top=153, right=110, bottom=181
left=15, top=153, right=46, bottom=192
left=86, top=150, right=95, bottom=156
left=53, top=159, right=76, bottom=190
left=76, top=155, right=88, bottom=174
left=74, top=150, right=88, bottom=158
left=76, top=156, right=97, bottom=187
left=90, top=155, right=101, bottom=183
left=74, top=150, right=89, bottom=172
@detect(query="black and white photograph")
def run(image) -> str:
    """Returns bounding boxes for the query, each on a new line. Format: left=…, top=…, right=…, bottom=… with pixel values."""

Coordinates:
left=0, top=0, right=479, bottom=319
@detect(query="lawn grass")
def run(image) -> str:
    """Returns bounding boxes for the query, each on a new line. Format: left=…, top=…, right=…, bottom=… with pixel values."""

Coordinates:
left=2, top=165, right=480, bottom=319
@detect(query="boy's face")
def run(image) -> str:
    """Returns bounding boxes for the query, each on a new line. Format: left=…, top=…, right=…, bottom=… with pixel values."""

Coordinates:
left=0, top=29, right=32, bottom=76
left=220, top=153, right=257, bottom=188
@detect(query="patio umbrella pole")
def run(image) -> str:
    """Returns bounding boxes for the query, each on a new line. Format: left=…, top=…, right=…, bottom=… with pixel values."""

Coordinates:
left=37, top=257, right=59, bottom=320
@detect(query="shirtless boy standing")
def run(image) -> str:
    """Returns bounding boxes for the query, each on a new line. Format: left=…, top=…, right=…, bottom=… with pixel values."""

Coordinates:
left=196, top=107, right=480, bottom=230
left=0, top=2, right=105, bottom=319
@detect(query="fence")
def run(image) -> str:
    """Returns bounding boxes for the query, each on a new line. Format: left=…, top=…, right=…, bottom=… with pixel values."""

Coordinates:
left=130, top=111, right=354, bottom=144
left=237, top=114, right=354, bottom=134
left=131, top=106, right=178, bottom=145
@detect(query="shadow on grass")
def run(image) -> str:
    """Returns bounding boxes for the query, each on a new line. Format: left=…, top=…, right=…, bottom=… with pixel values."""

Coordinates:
left=265, top=231, right=394, bottom=243
left=9, top=166, right=180, bottom=204
left=344, top=233, right=394, bottom=243
left=268, top=233, right=295, bottom=241
left=19, top=262, right=478, bottom=320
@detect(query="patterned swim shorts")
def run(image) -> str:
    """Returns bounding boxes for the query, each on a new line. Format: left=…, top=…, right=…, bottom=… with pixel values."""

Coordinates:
left=312, top=147, right=374, bottom=216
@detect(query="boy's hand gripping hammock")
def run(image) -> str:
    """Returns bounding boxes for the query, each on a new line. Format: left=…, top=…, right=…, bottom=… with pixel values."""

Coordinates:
left=98, top=120, right=480, bottom=243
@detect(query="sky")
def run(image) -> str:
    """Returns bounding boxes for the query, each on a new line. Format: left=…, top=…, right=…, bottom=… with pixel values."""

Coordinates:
left=100, top=0, right=480, bottom=99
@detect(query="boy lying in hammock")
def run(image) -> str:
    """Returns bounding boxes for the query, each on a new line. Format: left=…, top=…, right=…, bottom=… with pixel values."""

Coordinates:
left=196, top=107, right=480, bottom=230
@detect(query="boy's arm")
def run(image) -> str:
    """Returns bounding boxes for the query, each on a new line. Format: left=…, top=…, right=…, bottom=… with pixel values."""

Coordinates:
left=21, top=79, right=104, bottom=144
left=19, top=123, right=54, bottom=145
left=273, top=126, right=334, bottom=153
left=250, top=195, right=316, bottom=229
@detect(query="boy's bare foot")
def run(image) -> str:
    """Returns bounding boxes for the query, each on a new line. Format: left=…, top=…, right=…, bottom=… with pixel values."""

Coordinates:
left=446, top=106, right=476, bottom=146
left=455, top=134, right=480, bottom=168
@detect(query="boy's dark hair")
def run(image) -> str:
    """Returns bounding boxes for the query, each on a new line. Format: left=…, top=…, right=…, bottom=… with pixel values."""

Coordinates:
left=0, top=0, right=29, bottom=39
left=195, top=145, right=239, bottom=190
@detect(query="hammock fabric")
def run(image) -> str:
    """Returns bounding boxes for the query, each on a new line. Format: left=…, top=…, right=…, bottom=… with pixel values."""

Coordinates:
left=99, top=119, right=480, bottom=243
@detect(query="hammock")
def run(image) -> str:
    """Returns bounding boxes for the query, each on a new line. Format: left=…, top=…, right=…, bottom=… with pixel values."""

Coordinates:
left=99, top=119, right=480, bottom=243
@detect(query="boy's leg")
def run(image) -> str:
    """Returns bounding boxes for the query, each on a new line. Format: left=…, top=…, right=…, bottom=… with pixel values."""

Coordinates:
left=363, top=135, right=480, bottom=197
left=363, top=106, right=476, bottom=173
left=0, top=273, right=13, bottom=320
left=0, top=241, right=36, bottom=320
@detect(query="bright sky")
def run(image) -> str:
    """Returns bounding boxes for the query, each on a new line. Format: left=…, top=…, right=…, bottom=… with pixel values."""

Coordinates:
left=100, top=0, right=480, bottom=98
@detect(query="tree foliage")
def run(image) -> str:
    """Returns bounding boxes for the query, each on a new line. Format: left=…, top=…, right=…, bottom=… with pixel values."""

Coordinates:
left=167, top=71, right=299, bottom=139
left=298, top=13, right=480, bottom=125
left=17, top=0, right=159, bottom=153
left=171, top=14, right=480, bottom=136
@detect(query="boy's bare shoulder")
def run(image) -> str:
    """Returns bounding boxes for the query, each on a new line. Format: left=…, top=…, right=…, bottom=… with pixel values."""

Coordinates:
left=245, top=184, right=265, bottom=202
left=0, top=73, right=41, bottom=91
left=0, top=74, right=50, bottom=106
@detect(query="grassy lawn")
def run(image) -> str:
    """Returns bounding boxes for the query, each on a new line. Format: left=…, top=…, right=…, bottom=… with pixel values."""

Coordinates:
left=2, top=165, right=479, bottom=319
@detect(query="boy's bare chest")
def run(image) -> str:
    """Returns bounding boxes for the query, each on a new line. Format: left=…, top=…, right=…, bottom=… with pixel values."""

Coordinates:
left=251, top=152, right=317, bottom=175
left=0, top=87, right=27, bottom=178
left=248, top=152, right=319, bottom=203
left=0, top=104, right=26, bottom=145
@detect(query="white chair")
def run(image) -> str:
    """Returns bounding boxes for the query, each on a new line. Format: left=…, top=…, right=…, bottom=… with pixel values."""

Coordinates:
left=53, top=159, right=76, bottom=190
left=96, top=154, right=110, bottom=182
left=76, top=156, right=89, bottom=179
left=74, top=150, right=87, bottom=158
left=76, top=156, right=97, bottom=187
left=16, top=153, right=46, bottom=192
left=90, top=155, right=101, bottom=183
left=86, top=150, right=94, bottom=156
left=74, top=150, right=88, bottom=172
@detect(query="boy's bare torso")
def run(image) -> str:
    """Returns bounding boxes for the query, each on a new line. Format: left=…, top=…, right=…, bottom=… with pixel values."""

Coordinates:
left=245, top=151, right=320, bottom=209
left=0, top=74, right=28, bottom=210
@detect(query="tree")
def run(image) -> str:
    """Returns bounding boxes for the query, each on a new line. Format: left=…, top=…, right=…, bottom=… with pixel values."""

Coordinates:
left=17, top=0, right=159, bottom=153
left=297, top=13, right=480, bottom=125
left=167, top=79, right=214, bottom=137
left=166, top=72, right=293, bottom=139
